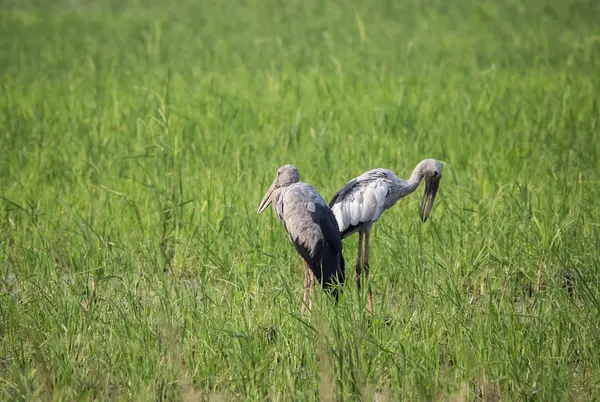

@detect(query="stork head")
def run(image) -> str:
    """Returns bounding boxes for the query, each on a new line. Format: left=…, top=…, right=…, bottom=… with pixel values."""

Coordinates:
left=257, top=165, right=300, bottom=213
left=419, top=159, right=442, bottom=222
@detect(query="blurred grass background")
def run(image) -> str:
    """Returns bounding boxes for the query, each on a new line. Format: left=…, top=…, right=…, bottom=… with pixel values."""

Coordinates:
left=1, top=0, right=599, bottom=400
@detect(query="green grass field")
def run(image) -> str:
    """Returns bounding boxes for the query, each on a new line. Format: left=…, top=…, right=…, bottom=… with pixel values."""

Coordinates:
left=1, top=0, right=600, bottom=400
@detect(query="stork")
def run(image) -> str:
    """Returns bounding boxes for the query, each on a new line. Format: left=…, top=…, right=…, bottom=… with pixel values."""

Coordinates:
left=257, top=165, right=346, bottom=310
left=329, top=159, right=442, bottom=313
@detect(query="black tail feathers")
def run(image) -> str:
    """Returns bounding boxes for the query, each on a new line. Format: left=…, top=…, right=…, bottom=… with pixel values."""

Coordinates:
left=323, top=252, right=345, bottom=303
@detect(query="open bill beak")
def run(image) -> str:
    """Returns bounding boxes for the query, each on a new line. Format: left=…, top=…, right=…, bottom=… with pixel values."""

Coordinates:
left=257, top=180, right=276, bottom=214
left=419, top=176, right=440, bottom=223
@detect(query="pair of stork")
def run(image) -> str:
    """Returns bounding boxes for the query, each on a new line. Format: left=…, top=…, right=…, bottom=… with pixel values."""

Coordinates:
left=257, top=159, right=442, bottom=313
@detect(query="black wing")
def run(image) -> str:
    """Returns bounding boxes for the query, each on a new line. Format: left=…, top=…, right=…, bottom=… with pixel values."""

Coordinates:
left=328, top=178, right=358, bottom=208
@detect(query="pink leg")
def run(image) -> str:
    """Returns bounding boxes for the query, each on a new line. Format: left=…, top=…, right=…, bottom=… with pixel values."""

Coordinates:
left=364, top=227, right=374, bottom=314
left=302, top=260, right=314, bottom=312
left=356, top=231, right=364, bottom=291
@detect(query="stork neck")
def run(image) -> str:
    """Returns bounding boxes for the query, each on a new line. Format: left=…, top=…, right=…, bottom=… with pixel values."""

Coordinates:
left=397, top=165, right=423, bottom=197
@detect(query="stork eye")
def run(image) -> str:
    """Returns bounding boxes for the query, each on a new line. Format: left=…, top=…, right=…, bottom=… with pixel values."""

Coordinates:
left=433, top=171, right=439, bottom=177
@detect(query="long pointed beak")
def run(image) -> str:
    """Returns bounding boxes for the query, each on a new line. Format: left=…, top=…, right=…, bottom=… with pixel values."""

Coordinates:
left=257, top=180, right=277, bottom=214
left=419, top=177, right=440, bottom=223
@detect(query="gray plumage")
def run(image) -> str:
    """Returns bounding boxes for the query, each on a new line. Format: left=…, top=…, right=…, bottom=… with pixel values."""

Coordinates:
left=328, top=159, right=443, bottom=313
left=257, top=165, right=345, bottom=305
left=330, top=159, right=443, bottom=237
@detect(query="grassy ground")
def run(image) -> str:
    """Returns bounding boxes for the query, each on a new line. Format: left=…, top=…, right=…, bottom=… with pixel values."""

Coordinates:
left=1, top=0, right=600, bottom=400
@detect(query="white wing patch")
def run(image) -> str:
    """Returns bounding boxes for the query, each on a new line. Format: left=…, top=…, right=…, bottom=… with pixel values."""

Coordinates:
left=372, top=181, right=387, bottom=208
left=332, top=204, right=345, bottom=230
left=331, top=179, right=390, bottom=232
left=355, top=181, right=386, bottom=223
left=348, top=191, right=363, bottom=226
left=361, top=189, right=377, bottom=222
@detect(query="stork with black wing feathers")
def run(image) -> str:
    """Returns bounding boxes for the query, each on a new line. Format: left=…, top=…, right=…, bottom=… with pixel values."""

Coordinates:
left=257, top=165, right=346, bottom=311
left=329, top=159, right=442, bottom=313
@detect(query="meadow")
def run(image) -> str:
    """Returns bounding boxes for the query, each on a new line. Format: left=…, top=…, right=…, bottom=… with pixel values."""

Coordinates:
left=1, top=0, right=600, bottom=400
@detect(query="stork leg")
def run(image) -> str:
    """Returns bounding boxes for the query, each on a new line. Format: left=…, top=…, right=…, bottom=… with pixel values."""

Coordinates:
left=355, top=231, right=364, bottom=291
left=363, top=227, right=374, bottom=314
left=302, top=259, right=314, bottom=312
left=308, top=270, right=314, bottom=311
